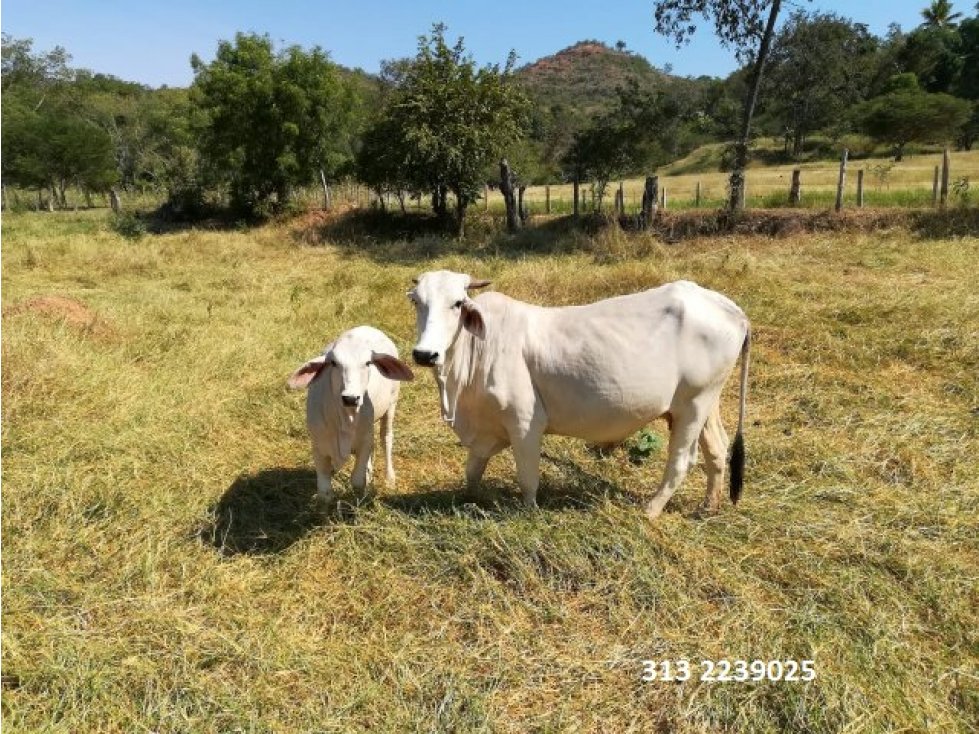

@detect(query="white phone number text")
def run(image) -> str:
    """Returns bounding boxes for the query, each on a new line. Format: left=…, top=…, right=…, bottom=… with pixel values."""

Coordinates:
left=641, top=659, right=816, bottom=683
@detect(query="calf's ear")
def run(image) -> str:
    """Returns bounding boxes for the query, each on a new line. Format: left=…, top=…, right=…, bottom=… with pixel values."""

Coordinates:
left=466, top=278, right=491, bottom=290
left=461, top=298, right=486, bottom=339
left=287, top=355, right=328, bottom=389
left=371, top=352, right=415, bottom=381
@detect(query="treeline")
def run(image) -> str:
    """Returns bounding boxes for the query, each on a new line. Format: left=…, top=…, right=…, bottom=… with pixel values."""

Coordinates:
left=2, top=1, right=978, bottom=224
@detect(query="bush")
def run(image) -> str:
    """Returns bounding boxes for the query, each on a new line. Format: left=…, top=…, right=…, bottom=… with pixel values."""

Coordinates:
left=110, top=212, right=147, bottom=241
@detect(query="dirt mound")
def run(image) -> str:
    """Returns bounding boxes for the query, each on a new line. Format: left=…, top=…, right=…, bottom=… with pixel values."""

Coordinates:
left=3, top=295, right=112, bottom=337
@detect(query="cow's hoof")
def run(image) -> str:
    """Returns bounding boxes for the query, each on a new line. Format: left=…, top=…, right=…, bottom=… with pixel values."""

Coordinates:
left=693, top=504, right=721, bottom=519
left=645, top=504, right=665, bottom=522
left=315, top=492, right=337, bottom=509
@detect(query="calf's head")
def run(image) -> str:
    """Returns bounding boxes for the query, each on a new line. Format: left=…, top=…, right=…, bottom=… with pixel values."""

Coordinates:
left=287, top=334, right=413, bottom=413
left=408, top=271, right=491, bottom=367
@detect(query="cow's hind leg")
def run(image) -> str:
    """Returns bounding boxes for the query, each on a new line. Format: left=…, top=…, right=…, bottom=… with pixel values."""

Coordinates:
left=698, top=403, right=729, bottom=514
left=507, top=411, right=546, bottom=509
left=512, top=432, right=543, bottom=508
left=646, top=401, right=712, bottom=521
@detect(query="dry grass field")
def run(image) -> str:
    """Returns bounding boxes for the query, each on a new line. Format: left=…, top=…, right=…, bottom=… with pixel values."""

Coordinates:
left=483, top=147, right=979, bottom=213
left=2, top=208, right=978, bottom=732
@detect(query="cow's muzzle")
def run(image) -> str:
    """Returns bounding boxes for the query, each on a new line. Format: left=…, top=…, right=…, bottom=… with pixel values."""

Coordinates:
left=412, top=349, right=439, bottom=366
left=340, top=394, right=361, bottom=407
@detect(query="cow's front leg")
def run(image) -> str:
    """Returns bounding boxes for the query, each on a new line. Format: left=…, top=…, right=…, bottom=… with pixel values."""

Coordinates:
left=466, top=451, right=492, bottom=490
left=312, top=446, right=335, bottom=505
left=350, top=433, right=374, bottom=497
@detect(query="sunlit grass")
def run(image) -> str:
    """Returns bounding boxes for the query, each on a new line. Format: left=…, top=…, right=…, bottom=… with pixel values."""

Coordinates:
left=2, top=208, right=977, bottom=732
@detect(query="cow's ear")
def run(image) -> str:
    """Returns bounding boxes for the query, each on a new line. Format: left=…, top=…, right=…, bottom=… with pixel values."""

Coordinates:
left=371, top=352, right=414, bottom=382
left=287, top=355, right=328, bottom=389
left=461, top=298, right=486, bottom=339
left=466, top=278, right=491, bottom=291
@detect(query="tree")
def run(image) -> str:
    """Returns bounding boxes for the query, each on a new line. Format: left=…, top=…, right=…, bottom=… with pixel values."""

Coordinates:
left=653, top=0, right=803, bottom=209
left=1, top=35, right=117, bottom=205
left=360, top=24, right=529, bottom=235
left=855, top=74, right=971, bottom=159
left=562, top=118, right=631, bottom=211
left=190, top=33, right=359, bottom=218
left=765, top=11, right=877, bottom=156
left=898, top=25, right=964, bottom=93
left=921, top=0, right=963, bottom=28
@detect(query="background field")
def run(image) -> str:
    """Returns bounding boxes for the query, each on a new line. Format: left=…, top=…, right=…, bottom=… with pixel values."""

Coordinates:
left=2, top=210, right=978, bottom=732
left=483, top=147, right=979, bottom=214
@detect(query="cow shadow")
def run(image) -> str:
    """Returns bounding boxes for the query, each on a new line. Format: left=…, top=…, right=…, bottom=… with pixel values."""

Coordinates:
left=198, top=455, right=648, bottom=556
left=375, top=451, right=641, bottom=518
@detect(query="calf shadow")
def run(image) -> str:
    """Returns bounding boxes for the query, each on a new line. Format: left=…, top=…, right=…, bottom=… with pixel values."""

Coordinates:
left=198, top=454, right=644, bottom=556
left=197, top=467, right=324, bottom=556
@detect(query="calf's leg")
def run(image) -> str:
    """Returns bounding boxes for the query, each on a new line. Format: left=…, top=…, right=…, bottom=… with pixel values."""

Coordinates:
left=350, top=432, right=374, bottom=495
left=381, top=403, right=396, bottom=487
left=312, top=446, right=335, bottom=504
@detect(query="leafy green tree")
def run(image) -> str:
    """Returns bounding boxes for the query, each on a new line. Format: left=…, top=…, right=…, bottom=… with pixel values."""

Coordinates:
left=562, top=117, right=631, bottom=210
left=955, top=14, right=979, bottom=99
left=2, top=35, right=117, bottom=205
left=190, top=33, right=358, bottom=217
left=898, top=25, right=963, bottom=93
left=561, top=80, right=697, bottom=208
left=361, top=24, right=529, bottom=235
left=765, top=11, right=878, bottom=156
left=855, top=74, right=971, bottom=159
left=653, top=0, right=806, bottom=209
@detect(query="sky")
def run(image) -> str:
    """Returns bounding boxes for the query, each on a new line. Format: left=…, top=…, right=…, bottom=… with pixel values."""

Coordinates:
left=1, top=1, right=938, bottom=88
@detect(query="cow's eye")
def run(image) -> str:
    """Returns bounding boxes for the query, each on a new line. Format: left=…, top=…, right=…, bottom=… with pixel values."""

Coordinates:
left=453, top=300, right=464, bottom=309
left=365, top=361, right=371, bottom=367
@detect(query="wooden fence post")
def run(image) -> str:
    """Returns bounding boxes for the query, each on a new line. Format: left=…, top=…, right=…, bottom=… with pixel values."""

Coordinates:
left=835, top=149, right=848, bottom=213
left=319, top=169, right=331, bottom=210
left=617, top=181, right=624, bottom=214
left=545, top=185, right=551, bottom=214
left=695, top=180, right=702, bottom=208
left=573, top=176, right=580, bottom=219
left=940, top=148, right=950, bottom=209
left=857, top=169, right=864, bottom=208
left=641, top=176, right=658, bottom=229
left=109, top=188, right=121, bottom=213
left=484, top=185, right=489, bottom=211
left=661, top=186, right=667, bottom=210
left=789, top=169, right=801, bottom=206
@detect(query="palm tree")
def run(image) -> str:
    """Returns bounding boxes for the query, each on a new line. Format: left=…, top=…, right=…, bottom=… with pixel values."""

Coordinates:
left=921, top=0, right=963, bottom=27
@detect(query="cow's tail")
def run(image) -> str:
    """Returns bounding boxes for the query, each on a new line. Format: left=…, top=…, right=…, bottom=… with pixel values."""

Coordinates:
left=729, top=326, right=750, bottom=505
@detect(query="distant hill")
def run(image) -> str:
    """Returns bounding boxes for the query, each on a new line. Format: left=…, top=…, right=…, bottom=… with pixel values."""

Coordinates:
left=515, top=41, right=672, bottom=121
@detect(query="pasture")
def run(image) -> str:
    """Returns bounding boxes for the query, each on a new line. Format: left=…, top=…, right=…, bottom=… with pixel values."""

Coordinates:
left=483, top=146, right=979, bottom=213
left=2, top=209, right=978, bottom=732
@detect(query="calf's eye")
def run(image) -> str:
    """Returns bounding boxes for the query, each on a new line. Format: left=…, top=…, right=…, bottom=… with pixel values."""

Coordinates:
left=453, top=300, right=464, bottom=309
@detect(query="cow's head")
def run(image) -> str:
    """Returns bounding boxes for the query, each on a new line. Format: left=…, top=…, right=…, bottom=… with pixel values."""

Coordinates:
left=408, top=270, right=491, bottom=367
left=287, top=332, right=413, bottom=413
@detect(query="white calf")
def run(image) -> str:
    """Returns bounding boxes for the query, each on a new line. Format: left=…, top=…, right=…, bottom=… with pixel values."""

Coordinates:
left=288, top=326, right=414, bottom=503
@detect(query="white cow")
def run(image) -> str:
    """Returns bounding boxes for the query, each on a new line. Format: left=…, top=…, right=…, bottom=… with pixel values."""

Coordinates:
left=287, top=326, right=414, bottom=503
left=408, top=271, right=750, bottom=520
